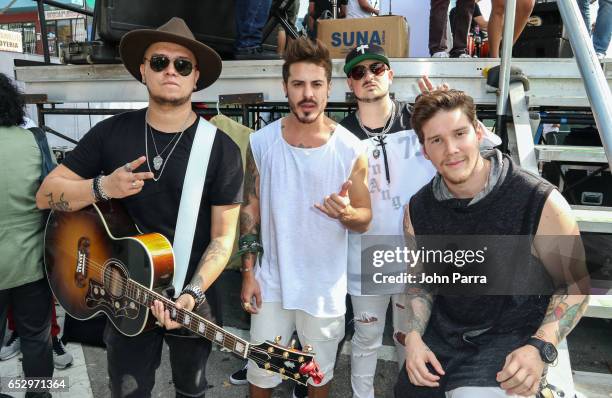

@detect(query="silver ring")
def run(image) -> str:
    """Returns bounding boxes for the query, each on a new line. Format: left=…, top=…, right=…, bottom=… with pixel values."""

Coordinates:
left=131, top=180, right=137, bottom=188
left=124, top=163, right=133, bottom=172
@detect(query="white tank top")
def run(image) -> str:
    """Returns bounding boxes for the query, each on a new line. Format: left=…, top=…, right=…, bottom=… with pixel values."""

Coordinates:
left=251, top=119, right=366, bottom=317
left=347, top=128, right=437, bottom=295
left=347, top=0, right=373, bottom=19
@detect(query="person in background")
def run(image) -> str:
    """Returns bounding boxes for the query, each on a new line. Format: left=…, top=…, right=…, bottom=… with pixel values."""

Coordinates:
left=346, top=0, right=379, bottom=18
left=429, top=0, right=476, bottom=58
left=0, top=305, right=73, bottom=370
left=235, top=0, right=279, bottom=59
left=577, top=0, right=611, bottom=60
left=488, top=0, right=535, bottom=58
left=308, top=0, right=348, bottom=38
left=0, top=72, right=54, bottom=398
left=277, top=0, right=300, bottom=56
left=450, top=0, right=488, bottom=34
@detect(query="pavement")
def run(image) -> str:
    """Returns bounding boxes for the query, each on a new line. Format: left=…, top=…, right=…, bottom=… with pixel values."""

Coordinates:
left=1, top=270, right=611, bottom=397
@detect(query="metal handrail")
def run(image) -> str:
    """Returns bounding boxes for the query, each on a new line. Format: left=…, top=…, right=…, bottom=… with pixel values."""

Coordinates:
left=557, top=0, right=612, bottom=172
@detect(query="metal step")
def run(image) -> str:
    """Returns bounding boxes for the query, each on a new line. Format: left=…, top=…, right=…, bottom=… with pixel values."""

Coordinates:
left=572, top=206, right=612, bottom=233
left=13, top=58, right=612, bottom=105
left=536, top=145, right=609, bottom=163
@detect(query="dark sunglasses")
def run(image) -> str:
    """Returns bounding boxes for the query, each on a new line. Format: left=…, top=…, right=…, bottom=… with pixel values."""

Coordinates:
left=348, top=62, right=388, bottom=80
left=145, top=55, right=195, bottom=76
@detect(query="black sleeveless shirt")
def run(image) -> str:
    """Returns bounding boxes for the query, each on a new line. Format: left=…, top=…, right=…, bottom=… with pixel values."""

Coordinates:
left=407, top=154, right=555, bottom=390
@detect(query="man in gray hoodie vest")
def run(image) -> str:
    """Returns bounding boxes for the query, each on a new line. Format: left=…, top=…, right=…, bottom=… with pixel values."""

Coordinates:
left=394, top=89, right=590, bottom=397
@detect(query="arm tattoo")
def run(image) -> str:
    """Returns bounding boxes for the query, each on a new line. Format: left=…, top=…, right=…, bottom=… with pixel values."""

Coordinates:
left=46, top=192, right=72, bottom=212
left=539, top=292, right=589, bottom=343
left=405, top=288, right=433, bottom=335
left=243, top=146, right=259, bottom=206
left=402, top=205, right=433, bottom=335
left=240, top=212, right=259, bottom=236
left=191, top=238, right=231, bottom=286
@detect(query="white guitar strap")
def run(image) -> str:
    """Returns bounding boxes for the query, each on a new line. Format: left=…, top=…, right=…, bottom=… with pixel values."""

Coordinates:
left=172, top=117, right=217, bottom=297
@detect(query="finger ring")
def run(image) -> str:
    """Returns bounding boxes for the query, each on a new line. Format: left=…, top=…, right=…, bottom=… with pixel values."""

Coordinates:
left=243, top=302, right=251, bottom=309
left=131, top=180, right=137, bottom=188
left=124, top=162, right=133, bottom=172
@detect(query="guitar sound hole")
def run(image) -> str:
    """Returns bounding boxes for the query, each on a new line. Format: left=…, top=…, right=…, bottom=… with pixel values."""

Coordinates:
left=103, top=262, right=127, bottom=297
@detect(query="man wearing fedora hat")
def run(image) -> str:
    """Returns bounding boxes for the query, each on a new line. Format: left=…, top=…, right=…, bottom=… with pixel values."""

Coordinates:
left=37, top=17, right=243, bottom=397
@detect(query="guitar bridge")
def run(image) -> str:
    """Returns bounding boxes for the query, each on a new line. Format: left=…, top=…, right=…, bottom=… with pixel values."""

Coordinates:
left=86, top=280, right=139, bottom=319
left=75, top=237, right=90, bottom=288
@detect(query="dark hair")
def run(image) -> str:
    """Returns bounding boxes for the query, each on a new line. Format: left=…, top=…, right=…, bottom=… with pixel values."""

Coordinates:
left=282, top=38, right=332, bottom=83
left=0, top=73, right=25, bottom=127
left=411, top=89, right=477, bottom=144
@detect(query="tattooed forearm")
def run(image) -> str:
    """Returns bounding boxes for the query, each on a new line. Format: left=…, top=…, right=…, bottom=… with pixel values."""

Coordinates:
left=243, top=146, right=260, bottom=206
left=537, top=291, right=589, bottom=345
left=46, top=192, right=72, bottom=212
left=239, top=212, right=259, bottom=236
left=190, top=238, right=232, bottom=288
left=405, top=288, right=433, bottom=336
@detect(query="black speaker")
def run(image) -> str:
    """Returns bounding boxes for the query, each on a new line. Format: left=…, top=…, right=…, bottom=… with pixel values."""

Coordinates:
left=513, top=1, right=574, bottom=58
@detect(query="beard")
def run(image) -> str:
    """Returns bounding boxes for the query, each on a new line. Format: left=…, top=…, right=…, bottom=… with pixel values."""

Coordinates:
left=148, top=87, right=191, bottom=107
left=355, top=87, right=389, bottom=104
left=288, top=98, right=325, bottom=124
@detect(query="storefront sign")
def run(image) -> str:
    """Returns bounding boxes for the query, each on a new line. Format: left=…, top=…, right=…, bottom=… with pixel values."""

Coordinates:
left=45, top=10, right=85, bottom=21
left=0, top=29, right=23, bottom=53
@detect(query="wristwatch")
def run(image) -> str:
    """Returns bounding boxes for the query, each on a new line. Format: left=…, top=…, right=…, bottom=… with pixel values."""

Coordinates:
left=182, top=283, right=207, bottom=309
left=526, top=337, right=558, bottom=364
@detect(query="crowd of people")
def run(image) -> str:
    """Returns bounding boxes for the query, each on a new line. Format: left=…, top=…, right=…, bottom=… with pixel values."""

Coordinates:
left=0, top=1, right=602, bottom=397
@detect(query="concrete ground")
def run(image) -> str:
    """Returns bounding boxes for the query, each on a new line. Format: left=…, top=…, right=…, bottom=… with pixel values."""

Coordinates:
left=1, top=270, right=611, bottom=397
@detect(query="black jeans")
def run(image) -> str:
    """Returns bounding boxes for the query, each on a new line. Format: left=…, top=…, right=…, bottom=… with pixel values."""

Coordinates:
left=429, top=0, right=475, bottom=56
left=104, top=322, right=212, bottom=398
left=0, top=278, right=54, bottom=394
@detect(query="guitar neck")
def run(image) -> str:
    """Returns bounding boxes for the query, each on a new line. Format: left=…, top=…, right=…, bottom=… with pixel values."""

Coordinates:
left=125, top=280, right=249, bottom=358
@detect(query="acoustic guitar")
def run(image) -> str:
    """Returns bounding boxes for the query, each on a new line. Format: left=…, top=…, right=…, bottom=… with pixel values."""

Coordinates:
left=44, top=200, right=322, bottom=385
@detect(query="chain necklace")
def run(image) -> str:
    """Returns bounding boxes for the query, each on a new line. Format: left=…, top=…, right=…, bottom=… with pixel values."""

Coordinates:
left=148, top=125, right=180, bottom=170
left=356, top=100, right=396, bottom=159
left=144, top=110, right=192, bottom=182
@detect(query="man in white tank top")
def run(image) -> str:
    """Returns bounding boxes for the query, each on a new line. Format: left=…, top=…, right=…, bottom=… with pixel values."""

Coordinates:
left=239, top=37, right=372, bottom=398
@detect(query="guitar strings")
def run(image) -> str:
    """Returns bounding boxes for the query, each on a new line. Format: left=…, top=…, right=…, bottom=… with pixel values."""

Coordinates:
left=53, top=252, right=314, bottom=362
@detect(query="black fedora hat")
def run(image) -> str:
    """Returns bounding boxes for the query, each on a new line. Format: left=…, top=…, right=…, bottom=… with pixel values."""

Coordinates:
left=119, top=17, right=221, bottom=91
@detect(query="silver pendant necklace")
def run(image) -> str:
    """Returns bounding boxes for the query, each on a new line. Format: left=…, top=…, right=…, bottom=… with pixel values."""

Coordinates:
left=145, top=110, right=192, bottom=182
left=356, top=101, right=396, bottom=159
left=149, top=125, right=179, bottom=170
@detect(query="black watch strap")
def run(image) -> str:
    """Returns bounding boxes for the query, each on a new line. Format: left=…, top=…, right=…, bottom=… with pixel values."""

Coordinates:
left=526, top=337, right=557, bottom=364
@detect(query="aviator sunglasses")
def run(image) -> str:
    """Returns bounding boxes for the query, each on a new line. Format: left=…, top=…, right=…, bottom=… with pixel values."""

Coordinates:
left=145, top=55, right=196, bottom=76
left=348, top=62, right=388, bottom=80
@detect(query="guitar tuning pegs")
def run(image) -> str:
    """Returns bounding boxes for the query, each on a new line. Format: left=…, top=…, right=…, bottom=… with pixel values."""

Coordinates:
left=290, top=339, right=296, bottom=349
left=274, top=335, right=282, bottom=344
left=279, top=368, right=285, bottom=375
left=283, top=351, right=289, bottom=359
left=304, top=344, right=313, bottom=352
left=298, top=356, right=305, bottom=363
left=264, top=363, right=271, bottom=370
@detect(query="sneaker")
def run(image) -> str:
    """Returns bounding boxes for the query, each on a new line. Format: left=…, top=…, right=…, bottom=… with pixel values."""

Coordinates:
left=292, top=383, right=308, bottom=398
left=0, top=332, right=20, bottom=360
left=431, top=51, right=449, bottom=58
left=596, top=52, right=606, bottom=60
left=52, top=336, right=73, bottom=369
left=229, top=363, right=248, bottom=385
left=234, top=46, right=280, bottom=60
